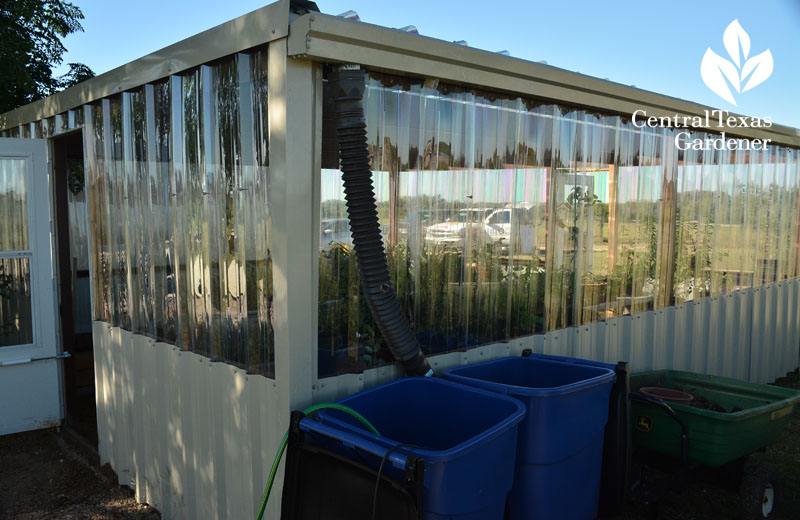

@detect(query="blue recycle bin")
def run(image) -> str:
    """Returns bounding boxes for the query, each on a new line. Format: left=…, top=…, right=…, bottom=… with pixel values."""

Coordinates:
left=300, top=377, right=526, bottom=520
left=443, top=356, right=615, bottom=520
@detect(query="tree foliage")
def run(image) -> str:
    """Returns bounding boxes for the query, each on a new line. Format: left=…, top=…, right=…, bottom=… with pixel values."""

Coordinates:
left=0, top=1, right=95, bottom=113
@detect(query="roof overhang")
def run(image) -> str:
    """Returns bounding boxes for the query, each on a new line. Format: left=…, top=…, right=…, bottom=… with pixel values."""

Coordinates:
left=2, top=2, right=799, bottom=149
left=0, top=0, right=290, bottom=131
left=287, top=13, right=800, bottom=148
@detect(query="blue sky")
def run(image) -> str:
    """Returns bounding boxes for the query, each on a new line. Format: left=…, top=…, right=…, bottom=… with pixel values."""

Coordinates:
left=57, top=0, right=800, bottom=127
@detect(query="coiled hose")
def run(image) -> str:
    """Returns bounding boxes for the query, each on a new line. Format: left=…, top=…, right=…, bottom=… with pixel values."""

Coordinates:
left=328, top=67, right=432, bottom=377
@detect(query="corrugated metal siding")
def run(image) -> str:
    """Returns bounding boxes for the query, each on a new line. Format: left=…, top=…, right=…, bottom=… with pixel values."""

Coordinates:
left=93, top=322, right=285, bottom=519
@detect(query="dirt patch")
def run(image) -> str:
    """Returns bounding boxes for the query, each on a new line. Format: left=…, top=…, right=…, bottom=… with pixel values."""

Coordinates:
left=0, top=430, right=160, bottom=519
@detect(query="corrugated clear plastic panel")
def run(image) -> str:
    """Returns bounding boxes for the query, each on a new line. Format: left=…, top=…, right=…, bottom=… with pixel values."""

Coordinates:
left=574, top=113, right=615, bottom=325
left=787, top=149, right=800, bottom=279
left=615, top=120, right=643, bottom=312
left=673, top=138, right=702, bottom=303
left=756, top=146, right=778, bottom=286
left=215, top=56, right=247, bottom=366
left=726, top=148, right=750, bottom=292
left=711, top=147, right=735, bottom=295
left=131, top=88, right=157, bottom=337
left=609, top=120, right=634, bottom=312
left=87, top=103, right=112, bottom=322
left=694, top=135, right=718, bottom=300
left=545, top=106, right=580, bottom=331
left=198, top=64, right=224, bottom=362
left=318, top=72, right=800, bottom=379
left=143, top=86, right=161, bottom=339
left=632, top=126, right=663, bottom=312
left=518, top=103, right=553, bottom=334
left=168, top=75, right=191, bottom=350
left=122, top=91, right=143, bottom=334
left=243, top=50, right=274, bottom=377
left=107, top=96, right=131, bottom=329
left=154, top=81, right=178, bottom=343
left=183, top=69, right=210, bottom=356
left=775, top=147, right=793, bottom=281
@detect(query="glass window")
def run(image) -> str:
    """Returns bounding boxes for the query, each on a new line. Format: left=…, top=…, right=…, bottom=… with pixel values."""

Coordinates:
left=0, top=257, right=33, bottom=347
left=0, top=159, right=29, bottom=251
left=0, top=158, right=33, bottom=348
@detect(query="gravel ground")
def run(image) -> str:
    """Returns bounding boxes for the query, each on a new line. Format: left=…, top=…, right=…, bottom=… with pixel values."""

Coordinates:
left=0, top=430, right=160, bottom=519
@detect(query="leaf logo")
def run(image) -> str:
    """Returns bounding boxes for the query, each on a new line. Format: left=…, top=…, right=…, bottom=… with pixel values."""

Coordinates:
left=701, top=20, right=773, bottom=106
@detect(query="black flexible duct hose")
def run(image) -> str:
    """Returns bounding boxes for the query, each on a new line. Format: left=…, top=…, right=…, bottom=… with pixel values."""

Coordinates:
left=328, top=68, right=432, bottom=377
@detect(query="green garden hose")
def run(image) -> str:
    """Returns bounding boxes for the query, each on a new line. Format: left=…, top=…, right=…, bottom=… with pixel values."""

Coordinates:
left=255, top=403, right=381, bottom=520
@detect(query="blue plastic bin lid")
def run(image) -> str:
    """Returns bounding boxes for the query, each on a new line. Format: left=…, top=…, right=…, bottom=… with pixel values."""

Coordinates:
left=524, top=352, right=618, bottom=372
left=308, top=377, right=527, bottom=464
left=442, top=356, right=615, bottom=398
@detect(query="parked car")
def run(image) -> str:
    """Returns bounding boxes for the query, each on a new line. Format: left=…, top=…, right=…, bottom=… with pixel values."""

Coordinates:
left=399, top=209, right=452, bottom=250
left=424, top=208, right=502, bottom=249
left=320, top=218, right=389, bottom=252
left=485, top=207, right=536, bottom=254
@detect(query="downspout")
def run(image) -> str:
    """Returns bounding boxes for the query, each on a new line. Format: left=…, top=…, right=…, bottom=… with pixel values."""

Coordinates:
left=328, top=66, right=433, bottom=377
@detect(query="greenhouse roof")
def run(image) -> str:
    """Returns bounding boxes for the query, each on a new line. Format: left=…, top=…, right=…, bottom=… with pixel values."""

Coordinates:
left=1, top=0, right=799, bottom=148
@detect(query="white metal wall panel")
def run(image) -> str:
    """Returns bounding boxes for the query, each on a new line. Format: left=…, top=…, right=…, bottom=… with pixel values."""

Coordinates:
left=92, top=321, right=111, bottom=465
left=653, top=307, right=676, bottom=371
left=147, top=342, right=169, bottom=512
left=575, top=321, right=606, bottom=364
left=773, top=283, right=786, bottom=379
left=737, top=289, right=754, bottom=381
left=544, top=327, right=574, bottom=357
left=750, top=287, right=767, bottom=382
left=762, top=285, right=778, bottom=383
left=705, top=296, right=724, bottom=376
left=690, top=300, right=711, bottom=374
left=791, top=280, right=800, bottom=375
left=672, top=303, right=693, bottom=372
left=631, top=312, right=656, bottom=373
left=192, top=356, right=217, bottom=518
left=720, top=293, right=740, bottom=380
left=111, top=328, right=131, bottom=484
left=244, top=374, right=280, bottom=520
left=93, top=324, right=287, bottom=520
left=784, top=282, right=796, bottom=377
left=606, top=316, right=632, bottom=371
left=131, top=335, right=147, bottom=503
left=776, top=282, right=792, bottom=378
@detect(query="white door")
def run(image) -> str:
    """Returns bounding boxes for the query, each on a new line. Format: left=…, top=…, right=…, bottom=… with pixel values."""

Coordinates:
left=0, top=138, right=62, bottom=435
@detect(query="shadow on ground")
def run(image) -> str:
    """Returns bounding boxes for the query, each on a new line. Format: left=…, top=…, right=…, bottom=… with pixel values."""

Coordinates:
left=0, top=430, right=160, bottom=519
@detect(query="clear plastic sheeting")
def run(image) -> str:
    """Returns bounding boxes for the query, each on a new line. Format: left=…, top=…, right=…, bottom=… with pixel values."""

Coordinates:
left=83, top=52, right=274, bottom=376
left=318, top=72, right=800, bottom=378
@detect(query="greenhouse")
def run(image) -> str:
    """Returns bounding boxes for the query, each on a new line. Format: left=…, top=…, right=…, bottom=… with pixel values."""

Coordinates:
left=0, top=0, right=799, bottom=518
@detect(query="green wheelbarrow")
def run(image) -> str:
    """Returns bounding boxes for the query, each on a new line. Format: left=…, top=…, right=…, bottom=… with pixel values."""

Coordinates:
left=629, top=370, right=800, bottom=519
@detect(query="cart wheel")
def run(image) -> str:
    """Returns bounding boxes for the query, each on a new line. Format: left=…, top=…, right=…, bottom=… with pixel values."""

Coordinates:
left=739, top=463, right=779, bottom=519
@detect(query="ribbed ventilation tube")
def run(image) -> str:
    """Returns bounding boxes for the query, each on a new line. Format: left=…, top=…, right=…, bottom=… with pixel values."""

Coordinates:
left=328, top=67, right=432, bottom=377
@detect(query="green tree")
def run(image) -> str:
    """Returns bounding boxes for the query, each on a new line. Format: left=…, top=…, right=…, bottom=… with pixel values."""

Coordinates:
left=0, top=1, right=95, bottom=113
